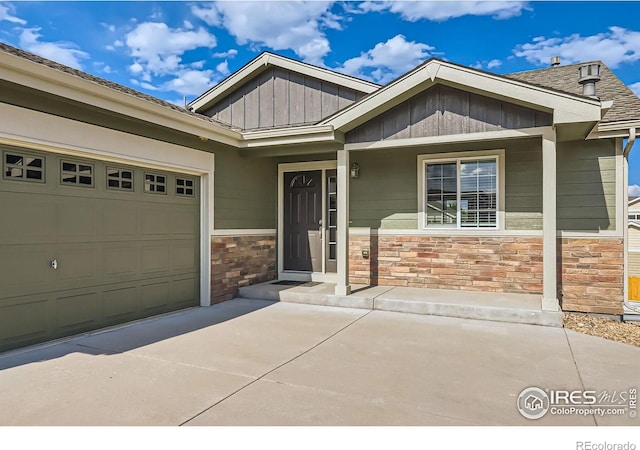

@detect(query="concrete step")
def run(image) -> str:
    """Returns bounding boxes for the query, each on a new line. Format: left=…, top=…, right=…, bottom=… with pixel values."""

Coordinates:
left=237, top=282, right=564, bottom=327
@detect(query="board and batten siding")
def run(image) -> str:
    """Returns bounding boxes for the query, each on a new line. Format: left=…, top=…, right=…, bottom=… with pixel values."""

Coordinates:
left=348, top=139, right=542, bottom=230
left=345, top=85, right=553, bottom=143
left=556, top=139, right=616, bottom=231
left=202, top=67, right=366, bottom=130
left=630, top=227, right=640, bottom=276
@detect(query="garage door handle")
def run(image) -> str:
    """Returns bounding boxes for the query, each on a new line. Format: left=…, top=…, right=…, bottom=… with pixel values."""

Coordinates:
left=50, top=259, right=58, bottom=270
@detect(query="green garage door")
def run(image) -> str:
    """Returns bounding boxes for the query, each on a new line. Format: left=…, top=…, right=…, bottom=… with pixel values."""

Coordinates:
left=0, top=146, right=200, bottom=352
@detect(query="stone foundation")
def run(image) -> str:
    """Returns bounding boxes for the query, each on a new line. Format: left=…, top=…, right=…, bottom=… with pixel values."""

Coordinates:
left=210, top=234, right=276, bottom=304
left=349, top=233, right=625, bottom=314
left=558, top=238, right=624, bottom=314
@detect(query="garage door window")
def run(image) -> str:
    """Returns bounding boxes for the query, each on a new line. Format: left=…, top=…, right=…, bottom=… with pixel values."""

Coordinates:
left=106, top=167, right=134, bottom=191
left=61, top=160, right=94, bottom=187
left=144, top=173, right=166, bottom=194
left=176, top=177, right=195, bottom=197
left=3, top=152, right=44, bottom=182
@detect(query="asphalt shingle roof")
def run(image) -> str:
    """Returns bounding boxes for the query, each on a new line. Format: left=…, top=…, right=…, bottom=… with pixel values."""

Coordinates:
left=507, top=61, right=640, bottom=124
left=0, top=42, right=238, bottom=130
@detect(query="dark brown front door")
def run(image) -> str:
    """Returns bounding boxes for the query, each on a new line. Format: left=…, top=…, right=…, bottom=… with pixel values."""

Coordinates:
left=284, top=171, right=322, bottom=272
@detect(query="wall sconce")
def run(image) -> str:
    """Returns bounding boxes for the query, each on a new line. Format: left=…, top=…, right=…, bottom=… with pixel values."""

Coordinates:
left=350, top=163, right=360, bottom=179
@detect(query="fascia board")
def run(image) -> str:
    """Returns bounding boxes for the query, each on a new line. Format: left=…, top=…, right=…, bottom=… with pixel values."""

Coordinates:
left=0, top=52, right=243, bottom=147
left=189, top=53, right=379, bottom=113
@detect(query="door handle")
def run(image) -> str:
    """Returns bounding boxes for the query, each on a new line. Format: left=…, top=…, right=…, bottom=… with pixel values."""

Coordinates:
left=50, top=259, right=58, bottom=270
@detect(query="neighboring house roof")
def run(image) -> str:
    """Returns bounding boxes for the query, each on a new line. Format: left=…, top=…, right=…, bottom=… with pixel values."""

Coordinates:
left=630, top=196, right=640, bottom=207
left=188, top=51, right=381, bottom=113
left=0, top=42, right=240, bottom=134
left=507, top=61, right=640, bottom=124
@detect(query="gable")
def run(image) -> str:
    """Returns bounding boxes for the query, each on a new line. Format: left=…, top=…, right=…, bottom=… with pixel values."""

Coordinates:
left=201, top=67, right=367, bottom=130
left=345, top=84, right=553, bottom=144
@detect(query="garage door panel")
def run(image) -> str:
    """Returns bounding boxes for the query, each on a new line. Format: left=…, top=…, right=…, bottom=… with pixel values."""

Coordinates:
left=140, top=206, right=172, bottom=236
left=56, top=202, right=98, bottom=240
left=0, top=245, right=53, bottom=297
left=103, top=244, right=138, bottom=279
left=141, top=281, right=170, bottom=311
left=0, top=193, right=55, bottom=243
left=172, top=240, right=199, bottom=272
left=103, top=285, right=139, bottom=319
left=56, top=244, right=99, bottom=286
left=171, top=206, right=200, bottom=235
left=103, top=203, right=139, bottom=238
left=0, top=295, right=49, bottom=343
left=0, top=147, right=201, bottom=352
left=171, top=276, right=199, bottom=306
left=141, top=244, right=170, bottom=275
left=55, top=290, right=100, bottom=329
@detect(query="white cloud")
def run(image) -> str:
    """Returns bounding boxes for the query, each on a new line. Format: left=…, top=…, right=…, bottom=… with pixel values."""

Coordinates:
left=487, top=59, right=502, bottom=69
left=0, top=3, right=26, bottom=24
left=161, top=69, right=216, bottom=96
left=18, top=28, right=88, bottom=69
left=629, top=82, right=640, bottom=98
left=190, top=1, right=338, bottom=65
left=130, top=79, right=159, bottom=91
left=514, top=27, right=640, bottom=68
left=358, top=1, right=527, bottom=22
left=212, top=49, right=238, bottom=59
left=124, top=22, right=217, bottom=77
left=216, top=60, right=230, bottom=76
left=100, top=22, right=116, bottom=32
left=629, top=185, right=640, bottom=196
left=338, top=34, right=433, bottom=84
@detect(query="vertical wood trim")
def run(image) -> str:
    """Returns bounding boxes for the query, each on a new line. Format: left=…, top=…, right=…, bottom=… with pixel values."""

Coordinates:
left=336, top=150, right=351, bottom=295
left=542, top=128, right=559, bottom=311
left=620, top=138, right=629, bottom=304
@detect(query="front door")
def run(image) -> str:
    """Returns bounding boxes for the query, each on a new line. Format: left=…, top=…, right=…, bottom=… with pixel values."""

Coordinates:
left=283, top=171, right=322, bottom=272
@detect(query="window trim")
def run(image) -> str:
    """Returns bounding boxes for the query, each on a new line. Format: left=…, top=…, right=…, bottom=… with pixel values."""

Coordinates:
left=176, top=176, right=196, bottom=197
left=144, top=172, right=167, bottom=195
left=106, top=166, right=135, bottom=192
left=60, top=158, right=95, bottom=188
left=2, top=149, right=46, bottom=183
left=417, top=149, right=505, bottom=231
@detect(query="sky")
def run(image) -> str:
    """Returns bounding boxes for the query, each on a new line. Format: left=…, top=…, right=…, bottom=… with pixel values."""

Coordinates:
left=0, top=0, right=639, bottom=192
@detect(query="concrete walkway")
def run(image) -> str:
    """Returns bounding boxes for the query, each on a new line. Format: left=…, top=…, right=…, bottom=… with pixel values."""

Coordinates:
left=0, top=299, right=638, bottom=426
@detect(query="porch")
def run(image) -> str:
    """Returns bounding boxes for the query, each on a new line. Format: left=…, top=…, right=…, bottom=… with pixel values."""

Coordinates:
left=237, top=281, right=564, bottom=327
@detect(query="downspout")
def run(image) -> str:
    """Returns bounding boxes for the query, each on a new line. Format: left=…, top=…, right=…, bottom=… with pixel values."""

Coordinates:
left=623, top=128, right=640, bottom=316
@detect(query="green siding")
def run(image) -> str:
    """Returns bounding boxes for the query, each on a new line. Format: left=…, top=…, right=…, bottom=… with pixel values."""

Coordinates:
left=214, top=148, right=278, bottom=229
left=556, top=139, right=616, bottom=231
left=349, top=139, right=544, bottom=230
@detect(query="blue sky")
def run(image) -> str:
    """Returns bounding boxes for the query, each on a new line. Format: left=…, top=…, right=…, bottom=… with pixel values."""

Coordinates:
left=0, top=1, right=639, bottom=191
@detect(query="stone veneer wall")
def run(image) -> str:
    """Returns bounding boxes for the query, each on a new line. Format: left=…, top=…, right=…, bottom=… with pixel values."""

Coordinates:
left=349, top=234, right=625, bottom=314
left=559, top=238, right=624, bottom=314
left=210, top=234, right=276, bottom=304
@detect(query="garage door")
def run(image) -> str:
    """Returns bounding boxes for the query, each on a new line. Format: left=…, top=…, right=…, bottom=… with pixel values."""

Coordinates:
left=0, top=146, right=200, bottom=352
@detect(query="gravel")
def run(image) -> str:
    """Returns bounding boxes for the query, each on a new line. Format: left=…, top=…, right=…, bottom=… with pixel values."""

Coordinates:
left=564, top=313, right=640, bottom=347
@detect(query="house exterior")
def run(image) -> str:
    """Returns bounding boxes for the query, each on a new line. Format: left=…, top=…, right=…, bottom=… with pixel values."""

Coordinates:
left=630, top=197, right=640, bottom=276
left=0, top=42, right=638, bottom=352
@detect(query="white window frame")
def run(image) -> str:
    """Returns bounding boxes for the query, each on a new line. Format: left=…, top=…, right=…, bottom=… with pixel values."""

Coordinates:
left=418, top=149, right=505, bottom=231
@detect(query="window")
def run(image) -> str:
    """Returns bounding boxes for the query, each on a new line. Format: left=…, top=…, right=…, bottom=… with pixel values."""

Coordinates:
left=420, top=152, right=501, bottom=229
left=630, top=214, right=640, bottom=221
left=144, top=173, right=166, bottom=194
left=61, top=160, right=93, bottom=187
left=106, top=166, right=134, bottom=191
left=3, top=151, right=44, bottom=182
left=176, top=177, right=195, bottom=197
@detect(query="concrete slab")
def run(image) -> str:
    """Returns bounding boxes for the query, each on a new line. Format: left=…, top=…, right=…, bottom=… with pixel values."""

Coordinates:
left=184, top=378, right=474, bottom=426
left=239, top=282, right=377, bottom=309
left=0, top=342, right=252, bottom=426
left=263, top=310, right=592, bottom=425
left=76, top=300, right=368, bottom=378
left=565, top=330, right=640, bottom=426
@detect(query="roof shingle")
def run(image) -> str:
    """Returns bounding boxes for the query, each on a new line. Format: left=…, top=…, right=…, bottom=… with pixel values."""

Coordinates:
left=507, top=61, right=640, bottom=123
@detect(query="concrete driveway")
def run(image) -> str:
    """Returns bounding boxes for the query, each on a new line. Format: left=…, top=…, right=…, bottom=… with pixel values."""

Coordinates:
left=0, top=299, right=638, bottom=426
